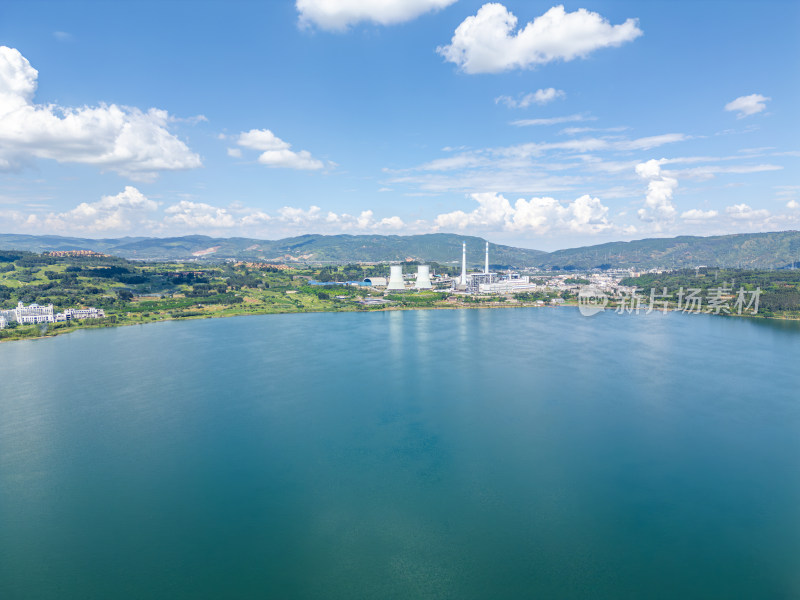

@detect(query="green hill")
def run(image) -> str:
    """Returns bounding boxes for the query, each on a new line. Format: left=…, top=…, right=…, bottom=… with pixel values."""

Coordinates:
left=1, top=230, right=799, bottom=269
left=0, top=233, right=545, bottom=267
left=539, top=231, right=800, bottom=270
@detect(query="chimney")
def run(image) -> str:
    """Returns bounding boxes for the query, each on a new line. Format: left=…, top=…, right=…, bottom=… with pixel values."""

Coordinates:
left=461, top=242, right=467, bottom=285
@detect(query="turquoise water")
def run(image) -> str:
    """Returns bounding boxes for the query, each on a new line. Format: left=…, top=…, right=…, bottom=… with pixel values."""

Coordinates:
left=1, top=308, right=799, bottom=599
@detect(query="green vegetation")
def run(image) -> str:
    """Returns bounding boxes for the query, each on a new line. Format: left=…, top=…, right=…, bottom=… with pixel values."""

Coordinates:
left=621, top=268, right=800, bottom=318
left=385, top=292, right=449, bottom=307
left=0, top=252, right=553, bottom=342
left=542, top=231, right=800, bottom=270
left=0, top=233, right=545, bottom=266
left=4, top=251, right=796, bottom=342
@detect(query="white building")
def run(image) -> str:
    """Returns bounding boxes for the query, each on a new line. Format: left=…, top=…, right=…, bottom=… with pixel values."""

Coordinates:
left=14, top=302, right=55, bottom=324
left=9, top=302, right=105, bottom=325
left=479, top=280, right=539, bottom=294
left=0, top=315, right=7, bottom=329
left=62, top=307, right=106, bottom=320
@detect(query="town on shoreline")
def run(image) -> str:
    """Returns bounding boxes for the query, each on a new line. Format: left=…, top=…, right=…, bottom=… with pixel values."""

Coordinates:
left=1, top=248, right=799, bottom=342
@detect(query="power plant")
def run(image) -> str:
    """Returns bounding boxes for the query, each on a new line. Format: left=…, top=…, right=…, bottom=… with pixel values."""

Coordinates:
left=353, top=240, right=537, bottom=295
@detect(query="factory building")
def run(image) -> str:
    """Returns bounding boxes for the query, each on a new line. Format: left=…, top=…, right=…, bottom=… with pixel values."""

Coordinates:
left=479, top=278, right=537, bottom=294
left=363, top=277, right=387, bottom=287
left=458, top=241, right=497, bottom=292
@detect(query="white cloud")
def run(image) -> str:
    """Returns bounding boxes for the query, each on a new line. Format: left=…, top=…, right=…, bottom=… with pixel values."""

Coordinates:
left=435, top=191, right=611, bottom=234
left=25, top=187, right=159, bottom=233
left=681, top=209, right=718, bottom=221
left=235, top=129, right=326, bottom=170
left=675, top=163, right=782, bottom=180
left=297, top=0, right=457, bottom=31
left=559, top=126, right=628, bottom=135
left=237, top=129, right=290, bottom=151
left=496, top=88, right=565, bottom=108
left=164, top=200, right=237, bottom=229
left=258, top=149, right=325, bottom=170
left=275, top=205, right=405, bottom=231
left=788, top=200, right=799, bottom=210
left=511, top=113, right=591, bottom=127
left=725, top=94, right=770, bottom=118
left=617, top=133, right=688, bottom=151
left=635, top=159, right=677, bottom=223
left=227, top=148, right=242, bottom=158
left=725, top=203, right=770, bottom=220
left=0, top=46, right=201, bottom=180
left=437, top=3, right=642, bottom=74
left=388, top=132, right=690, bottom=195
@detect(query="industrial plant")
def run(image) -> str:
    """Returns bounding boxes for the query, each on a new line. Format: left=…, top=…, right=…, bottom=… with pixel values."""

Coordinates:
left=373, top=241, right=539, bottom=295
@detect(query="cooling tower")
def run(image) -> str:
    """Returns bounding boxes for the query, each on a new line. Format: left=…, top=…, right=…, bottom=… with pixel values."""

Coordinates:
left=415, top=265, right=432, bottom=290
left=387, top=265, right=405, bottom=290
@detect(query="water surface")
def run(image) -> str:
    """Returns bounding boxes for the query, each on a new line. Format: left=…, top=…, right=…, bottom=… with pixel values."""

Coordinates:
left=1, top=309, right=799, bottom=598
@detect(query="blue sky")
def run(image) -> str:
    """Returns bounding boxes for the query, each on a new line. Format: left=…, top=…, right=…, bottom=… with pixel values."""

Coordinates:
left=0, top=0, right=797, bottom=250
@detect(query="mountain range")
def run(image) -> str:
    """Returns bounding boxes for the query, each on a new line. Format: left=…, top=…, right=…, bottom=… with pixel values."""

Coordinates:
left=1, top=231, right=799, bottom=270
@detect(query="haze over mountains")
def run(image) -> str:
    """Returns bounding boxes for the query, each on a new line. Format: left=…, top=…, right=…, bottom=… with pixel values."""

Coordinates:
left=1, top=231, right=799, bottom=270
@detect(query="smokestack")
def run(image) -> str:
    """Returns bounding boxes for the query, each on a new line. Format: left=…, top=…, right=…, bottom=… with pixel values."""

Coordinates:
left=485, top=241, right=489, bottom=274
left=461, top=242, right=467, bottom=286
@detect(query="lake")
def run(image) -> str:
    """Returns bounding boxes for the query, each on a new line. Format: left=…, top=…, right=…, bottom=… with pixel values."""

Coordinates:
left=1, top=308, right=799, bottom=599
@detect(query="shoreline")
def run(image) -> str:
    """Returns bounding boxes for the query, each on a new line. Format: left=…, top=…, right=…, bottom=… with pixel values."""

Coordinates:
left=3, top=300, right=798, bottom=344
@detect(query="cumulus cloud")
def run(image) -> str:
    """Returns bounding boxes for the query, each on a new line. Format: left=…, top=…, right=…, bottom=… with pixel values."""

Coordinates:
left=258, top=149, right=325, bottom=170
left=25, top=187, right=159, bottom=233
left=725, top=203, right=770, bottom=220
left=681, top=209, right=718, bottom=221
left=635, top=159, right=677, bottom=223
left=437, top=4, right=642, bottom=74
left=164, top=200, right=237, bottom=229
left=496, top=88, right=565, bottom=108
left=725, top=94, right=770, bottom=118
left=0, top=46, right=201, bottom=180
left=237, top=129, right=290, bottom=151
left=435, top=191, right=611, bottom=234
left=276, top=205, right=405, bottom=231
left=297, top=0, right=457, bottom=31
left=234, top=129, right=327, bottom=170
